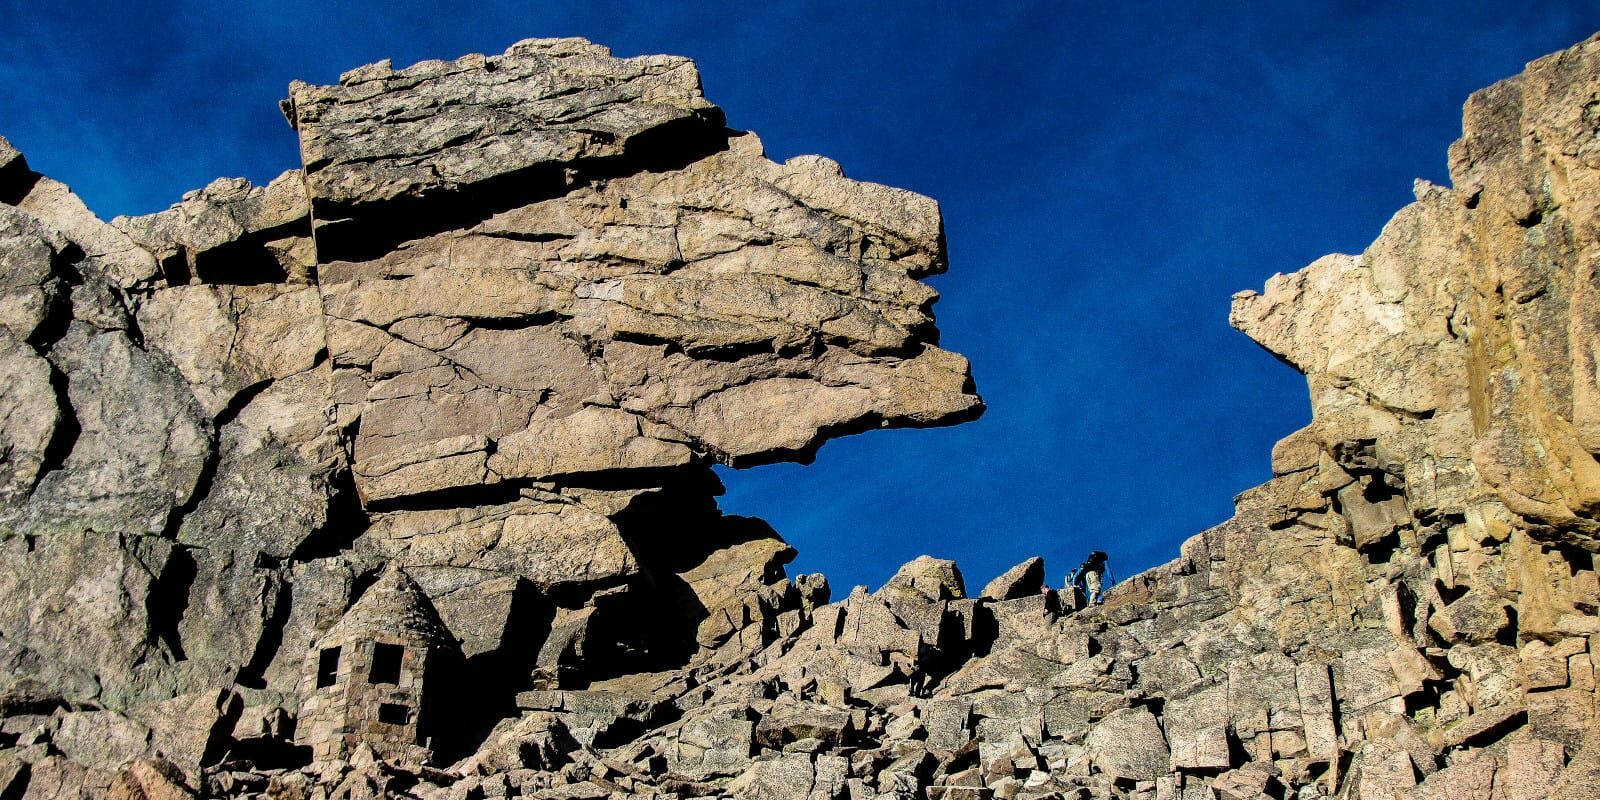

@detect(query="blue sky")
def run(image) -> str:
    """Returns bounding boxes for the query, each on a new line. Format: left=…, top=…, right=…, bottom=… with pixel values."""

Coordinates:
left=2, top=2, right=1593, bottom=592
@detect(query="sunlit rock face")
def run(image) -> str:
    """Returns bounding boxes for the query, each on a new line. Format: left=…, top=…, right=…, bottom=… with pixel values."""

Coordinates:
left=3, top=31, right=1600, bottom=800
left=0, top=35, right=980, bottom=795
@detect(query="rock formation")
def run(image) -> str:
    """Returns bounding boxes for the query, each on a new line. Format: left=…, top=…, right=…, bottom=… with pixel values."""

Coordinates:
left=0, top=30, right=1598, bottom=800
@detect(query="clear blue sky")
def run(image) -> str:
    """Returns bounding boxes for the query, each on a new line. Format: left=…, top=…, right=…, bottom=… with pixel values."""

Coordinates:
left=2, top=2, right=1593, bottom=592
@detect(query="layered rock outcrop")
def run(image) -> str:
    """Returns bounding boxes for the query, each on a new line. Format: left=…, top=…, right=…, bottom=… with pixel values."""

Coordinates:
left=1, top=31, right=1598, bottom=800
left=0, top=38, right=977, bottom=797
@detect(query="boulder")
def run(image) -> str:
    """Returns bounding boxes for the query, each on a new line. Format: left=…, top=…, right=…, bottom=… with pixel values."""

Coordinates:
left=1085, top=707, right=1169, bottom=782
left=980, top=557, right=1045, bottom=601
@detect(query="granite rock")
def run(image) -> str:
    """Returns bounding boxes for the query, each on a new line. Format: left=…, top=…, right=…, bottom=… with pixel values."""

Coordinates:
left=1, top=30, right=1600, bottom=800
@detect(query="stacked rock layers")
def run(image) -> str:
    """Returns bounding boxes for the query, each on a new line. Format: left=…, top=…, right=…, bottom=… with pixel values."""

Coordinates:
left=4, top=31, right=1600, bottom=800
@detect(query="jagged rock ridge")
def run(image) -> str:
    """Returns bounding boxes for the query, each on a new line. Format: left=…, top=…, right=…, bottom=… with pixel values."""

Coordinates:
left=0, top=36, right=979, bottom=798
left=1, top=31, right=1599, bottom=800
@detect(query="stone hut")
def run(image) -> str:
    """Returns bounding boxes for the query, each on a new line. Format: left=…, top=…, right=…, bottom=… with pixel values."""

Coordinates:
left=296, top=563, right=457, bottom=762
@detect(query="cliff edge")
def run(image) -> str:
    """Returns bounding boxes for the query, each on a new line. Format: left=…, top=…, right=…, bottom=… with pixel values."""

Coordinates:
left=0, top=32, right=1597, bottom=800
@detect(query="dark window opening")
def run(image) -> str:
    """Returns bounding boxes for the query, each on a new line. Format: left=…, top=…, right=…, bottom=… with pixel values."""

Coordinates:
left=371, top=642, right=403, bottom=685
left=378, top=703, right=411, bottom=726
left=316, top=647, right=340, bottom=688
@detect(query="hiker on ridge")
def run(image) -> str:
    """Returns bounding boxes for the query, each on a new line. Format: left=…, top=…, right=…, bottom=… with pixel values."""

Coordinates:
left=1067, top=550, right=1112, bottom=605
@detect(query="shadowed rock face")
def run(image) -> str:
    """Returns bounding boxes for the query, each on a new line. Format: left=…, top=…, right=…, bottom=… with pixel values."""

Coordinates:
left=3, top=31, right=1600, bottom=800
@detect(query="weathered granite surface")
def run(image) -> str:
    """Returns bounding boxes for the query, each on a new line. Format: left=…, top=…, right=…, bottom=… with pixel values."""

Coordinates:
left=2, top=31, right=1599, bottom=800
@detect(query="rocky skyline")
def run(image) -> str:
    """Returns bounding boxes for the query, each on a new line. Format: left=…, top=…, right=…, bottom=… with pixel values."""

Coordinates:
left=2, top=28, right=1600, bottom=799
left=7, top=4, right=1594, bottom=592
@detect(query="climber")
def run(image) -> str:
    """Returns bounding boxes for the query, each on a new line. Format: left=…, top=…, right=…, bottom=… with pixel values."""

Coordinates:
left=1067, top=551, right=1113, bottom=605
